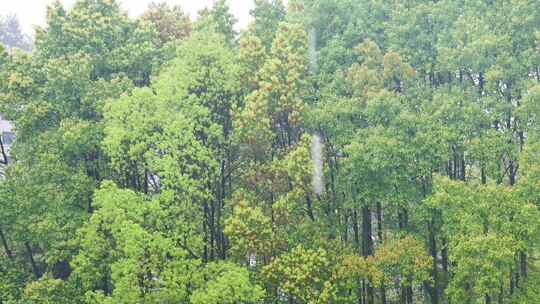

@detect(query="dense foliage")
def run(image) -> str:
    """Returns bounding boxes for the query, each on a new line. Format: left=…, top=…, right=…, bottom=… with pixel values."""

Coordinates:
left=0, top=0, right=539, bottom=303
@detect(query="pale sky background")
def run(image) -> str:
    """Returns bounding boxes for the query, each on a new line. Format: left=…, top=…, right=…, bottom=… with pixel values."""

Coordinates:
left=1, top=0, right=256, bottom=36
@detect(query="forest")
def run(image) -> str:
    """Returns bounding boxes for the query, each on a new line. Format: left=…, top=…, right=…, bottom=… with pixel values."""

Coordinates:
left=0, top=0, right=539, bottom=303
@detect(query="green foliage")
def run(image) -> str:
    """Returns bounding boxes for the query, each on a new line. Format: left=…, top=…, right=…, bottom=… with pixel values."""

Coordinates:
left=195, top=0, right=237, bottom=45
left=249, top=0, right=286, bottom=49
left=1, top=1, right=540, bottom=303
left=224, top=197, right=273, bottom=262
left=262, top=245, right=334, bottom=304
left=190, top=262, right=265, bottom=304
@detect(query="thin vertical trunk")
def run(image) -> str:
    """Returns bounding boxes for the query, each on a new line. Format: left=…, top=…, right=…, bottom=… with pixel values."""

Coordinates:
left=519, top=251, right=527, bottom=279
left=428, top=219, right=439, bottom=304
left=509, top=269, right=514, bottom=295
left=376, top=202, right=383, bottom=241
left=508, top=161, right=516, bottom=186
left=143, top=169, right=149, bottom=194
left=380, top=284, right=387, bottom=304
left=362, top=205, right=373, bottom=256
left=210, top=200, right=215, bottom=260
left=406, top=286, right=413, bottom=304
left=306, top=194, right=315, bottom=221
left=376, top=201, right=387, bottom=303
left=460, top=152, right=466, bottom=181
left=353, top=207, right=362, bottom=303
left=361, top=279, right=366, bottom=304
left=343, top=212, right=349, bottom=243
left=453, top=152, right=458, bottom=180
left=0, top=227, right=13, bottom=259
left=398, top=207, right=408, bottom=231
left=362, top=204, right=374, bottom=304
left=353, top=209, right=360, bottom=251
left=399, top=206, right=414, bottom=304
left=515, top=261, right=520, bottom=289
left=218, top=158, right=226, bottom=259
left=446, top=161, right=452, bottom=179
left=25, top=242, right=40, bottom=278
left=203, top=202, right=209, bottom=263
left=442, top=237, right=449, bottom=273
left=479, top=72, right=485, bottom=95
left=0, top=137, right=8, bottom=165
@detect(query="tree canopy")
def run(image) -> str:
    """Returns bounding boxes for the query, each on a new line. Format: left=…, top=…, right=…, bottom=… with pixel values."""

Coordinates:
left=0, top=0, right=539, bottom=303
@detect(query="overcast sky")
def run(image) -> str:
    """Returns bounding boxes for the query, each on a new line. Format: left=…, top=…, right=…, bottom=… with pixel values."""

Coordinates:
left=1, top=0, right=255, bottom=35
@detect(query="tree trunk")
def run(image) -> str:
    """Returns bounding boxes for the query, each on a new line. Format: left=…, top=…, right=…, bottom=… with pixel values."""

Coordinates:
left=376, top=201, right=383, bottom=242
left=362, top=204, right=374, bottom=303
left=380, top=284, right=387, bottom=304
left=377, top=201, right=386, bottom=304
left=353, top=209, right=360, bottom=251
left=203, top=202, right=209, bottom=263
left=428, top=219, right=439, bottom=304
left=25, top=242, right=40, bottom=278
left=362, top=205, right=373, bottom=256
left=519, top=251, right=527, bottom=279
left=398, top=207, right=408, bottom=231
left=0, top=227, right=12, bottom=259
left=509, top=269, right=514, bottom=295
left=406, top=285, right=413, bottom=304
left=306, top=194, right=315, bottom=221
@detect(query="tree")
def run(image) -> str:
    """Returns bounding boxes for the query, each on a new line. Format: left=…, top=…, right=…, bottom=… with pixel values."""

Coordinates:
left=1, top=1, right=540, bottom=303
left=140, top=2, right=192, bottom=45
left=249, top=0, right=286, bottom=49
left=195, top=0, right=237, bottom=45
left=0, top=14, right=32, bottom=51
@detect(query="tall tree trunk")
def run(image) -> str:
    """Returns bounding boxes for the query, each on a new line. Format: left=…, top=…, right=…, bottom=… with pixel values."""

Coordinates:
left=441, top=237, right=449, bottom=273
left=0, top=227, right=12, bottom=259
left=210, top=200, right=216, bottom=260
left=361, top=279, right=366, bottom=304
left=306, top=194, right=315, bottom=221
left=343, top=212, right=349, bottom=243
left=25, top=242, right=40, bottom=278
left=509, top=269, right=515, bottom=295
left=380, top=284, right=387, bottom=304
left=376, top=201, right=383, bottom=241
left=217, top=157, right=227, bottom=259
left=519, top=251, right=527, bottom=279
left=398, top=207, right=408, bottom=231
left=362, top=204, right=374, bottom=304
left=353, top=209, right=360, bottom=251
left=406, top=285, right=413, bottom=304
left=0, top=137, right=8, bottom=165
left=203, top=202, right=209, bottom=263
left=362, top=205, right=373, bottom=256
left=460, top=152, right=466, bottom=181
left=376, top=201, right=386, bottom=303
left=508, top=161, right=516, bottom=186
left=428, top=219, right=439, bottom=304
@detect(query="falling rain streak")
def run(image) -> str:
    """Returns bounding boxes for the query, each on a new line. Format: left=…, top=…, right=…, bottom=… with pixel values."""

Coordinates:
left=309, top=27, right=318, bottom=74
left=311, top=133, right=324, bottom=196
